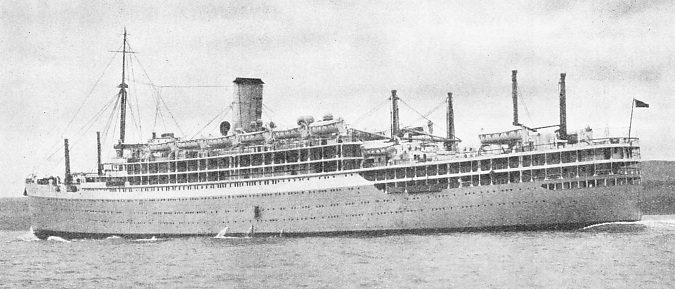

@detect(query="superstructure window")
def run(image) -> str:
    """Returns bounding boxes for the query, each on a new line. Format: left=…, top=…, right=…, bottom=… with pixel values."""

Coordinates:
left=492, top=158, right=507, bottom=170
left=480, top=174, right=491, bottom=186
left=546, top=152, right=560, bottom=165
left=460, top=162, right=471, bottom=173
left=532, top=154, right=545, bottom=166
left=438, top=164, right=447, bottom=175
left=250, top=154, right=262, bottom=166
left=286, top=150, right=298, bottom=163
left=562, top=151, right=578, bottom=163
left=416, top=166, right=426, bottom=177
left=449, top=163, right=459, bottom=174
left=480, top=160, right=490, bottom=171
left=187, top=160, right=198, bottom=171
left=324, top=161, right=338, bottom=172
left=177, top=161, right=187, bottom=172
left=323, top=146, right=336, bottom=159
left=509, top=156, right=519, bottom=168
left=240, top=155, right=251, bottom=167
left=310, top=148, right=321, bottom=161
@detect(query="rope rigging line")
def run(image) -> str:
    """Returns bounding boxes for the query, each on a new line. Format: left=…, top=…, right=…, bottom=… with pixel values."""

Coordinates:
left=190, top=104, right=232, bottom=140
left=44, top=93, right=120, bottom=174
left=127, top=52, right=143, bottom=138
left=261, top=103, right=291, bottom=127
left=60, top=44, right=122, bottom=138
left=126, top=43, right=186, bottom=138
left=45, top=92, right=120, bottom=161
left=152, top=87, right=161, bottom=132
left=399, top=98, right=433, bottom=124
left=42, top=47, right=121, bottom=161
left=410, top=99, right=446, bottom=127
left=518, top=88, right=532, bottom=124
left=352, top=97, right=390, bottom=125
left=99, top=93, right=121, bottom=147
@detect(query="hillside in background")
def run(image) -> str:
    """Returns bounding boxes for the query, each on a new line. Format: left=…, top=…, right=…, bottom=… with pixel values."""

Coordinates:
left=1, top=161, right=673, bottom=231
left=640, top=160, right=675, bottom=214
left=0, top=197, right=30, bottom=230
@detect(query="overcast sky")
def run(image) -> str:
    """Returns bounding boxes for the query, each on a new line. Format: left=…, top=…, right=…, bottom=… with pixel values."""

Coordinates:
left=1, top=0, right=673, bottom=197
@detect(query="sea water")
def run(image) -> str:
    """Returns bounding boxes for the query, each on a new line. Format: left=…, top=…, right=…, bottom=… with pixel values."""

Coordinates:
left=1, top=216, right=674, bottom=288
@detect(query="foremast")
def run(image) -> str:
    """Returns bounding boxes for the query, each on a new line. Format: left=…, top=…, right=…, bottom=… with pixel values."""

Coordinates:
left=116, top=28, right=129, bottom=157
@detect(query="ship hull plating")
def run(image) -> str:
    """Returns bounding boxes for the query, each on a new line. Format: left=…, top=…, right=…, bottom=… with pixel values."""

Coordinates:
left=27, top=177, right=642, bottom=239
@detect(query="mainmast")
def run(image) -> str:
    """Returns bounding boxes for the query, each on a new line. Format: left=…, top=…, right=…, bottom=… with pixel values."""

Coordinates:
left=390, top=90, right=400, bottom=139
left=117, top=28, right=129, bottom=145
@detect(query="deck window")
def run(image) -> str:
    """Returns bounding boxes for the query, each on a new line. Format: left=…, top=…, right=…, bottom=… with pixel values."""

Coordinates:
left=522, top=170, right=532, bottom=182
left=509, top=171, right=521, bottom=183
left=472, top=161, right=480, bottom=172
left=532, top=154, right=545, bottom=166
left=480, top=160, right=490, bottom=171
left=460, top=162, right=471, bottom=173
left=438, top=164, right=447, bottom=175
left=492, top=158, right=508, bottom=170
left=416, top=166, right=427, bottom=177
left=533, top=169, right=545, bottom=181
left=187, top=160, right=197, bottom=171
left=546, top=153, right=560, bottom=165
left=509, top=156, right=519, bottom=168
left=323, top=146, right=337, bottom=159
left=449, top=177, right=460, bottom=188
left=562, top=151, right=578, bottom=163
left=480, top=174, right=491, bottom=186
left=428, top=165, right=437, bottom=176
left=597, top=163, right=611, bottom=175
left=323, top=161, right=337, bottom=172
left=406, top=167, right=415, bottom=178
left=310, top=148, right=322, bottom=161
left=386, top=169, right=395, bottom=180
left=395, top=168, right=406, bottom=179
left=449, top=163, right=460, bottom=174
left=562, top=166, right=577, bottom=179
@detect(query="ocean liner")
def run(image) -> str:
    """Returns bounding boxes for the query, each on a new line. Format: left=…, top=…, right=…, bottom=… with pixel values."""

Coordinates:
left=25, top=31, right=643, bottom=239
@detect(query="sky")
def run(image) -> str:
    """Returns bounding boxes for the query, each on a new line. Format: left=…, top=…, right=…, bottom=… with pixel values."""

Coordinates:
left=1, top=0, right=674, bottom=197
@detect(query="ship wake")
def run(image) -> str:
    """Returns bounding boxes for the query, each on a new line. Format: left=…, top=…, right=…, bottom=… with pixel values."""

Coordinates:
left=581, top=218, right=675, bottom=233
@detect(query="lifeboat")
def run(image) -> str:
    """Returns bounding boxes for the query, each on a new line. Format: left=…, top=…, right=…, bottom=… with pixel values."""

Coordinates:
left=238, top=131, right=267, bottom=144
left=479, top=128, right=526, bottom=145
left=206, top=136, right=235, bottom=149
left=177, top=140, right=200, bottom=150
left=272, top=127, right=302, bottom=140
left=308, top=120, right=342, bottom=136
left=361, top=144, right=396, bottom=156
left=148, top=142, right=172, bottom=151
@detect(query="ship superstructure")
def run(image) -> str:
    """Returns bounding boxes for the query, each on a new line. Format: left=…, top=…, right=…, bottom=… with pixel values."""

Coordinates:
left=25, top=33, right=642, bottom=239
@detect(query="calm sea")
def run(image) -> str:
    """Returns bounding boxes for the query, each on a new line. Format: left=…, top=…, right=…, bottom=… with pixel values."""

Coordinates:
left=2, top=216, right=674, bottom=289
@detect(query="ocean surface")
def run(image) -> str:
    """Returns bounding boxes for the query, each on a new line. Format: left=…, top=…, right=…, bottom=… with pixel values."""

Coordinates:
left=2, top=216, right=674, bottom=289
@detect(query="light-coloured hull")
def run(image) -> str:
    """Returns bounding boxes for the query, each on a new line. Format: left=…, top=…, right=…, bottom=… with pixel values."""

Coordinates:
left=26, top=174, right=642, bottom=238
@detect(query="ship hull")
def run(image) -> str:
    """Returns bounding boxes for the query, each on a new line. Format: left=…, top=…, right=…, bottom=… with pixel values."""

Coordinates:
left=26, top=175, right=642, bottom=239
